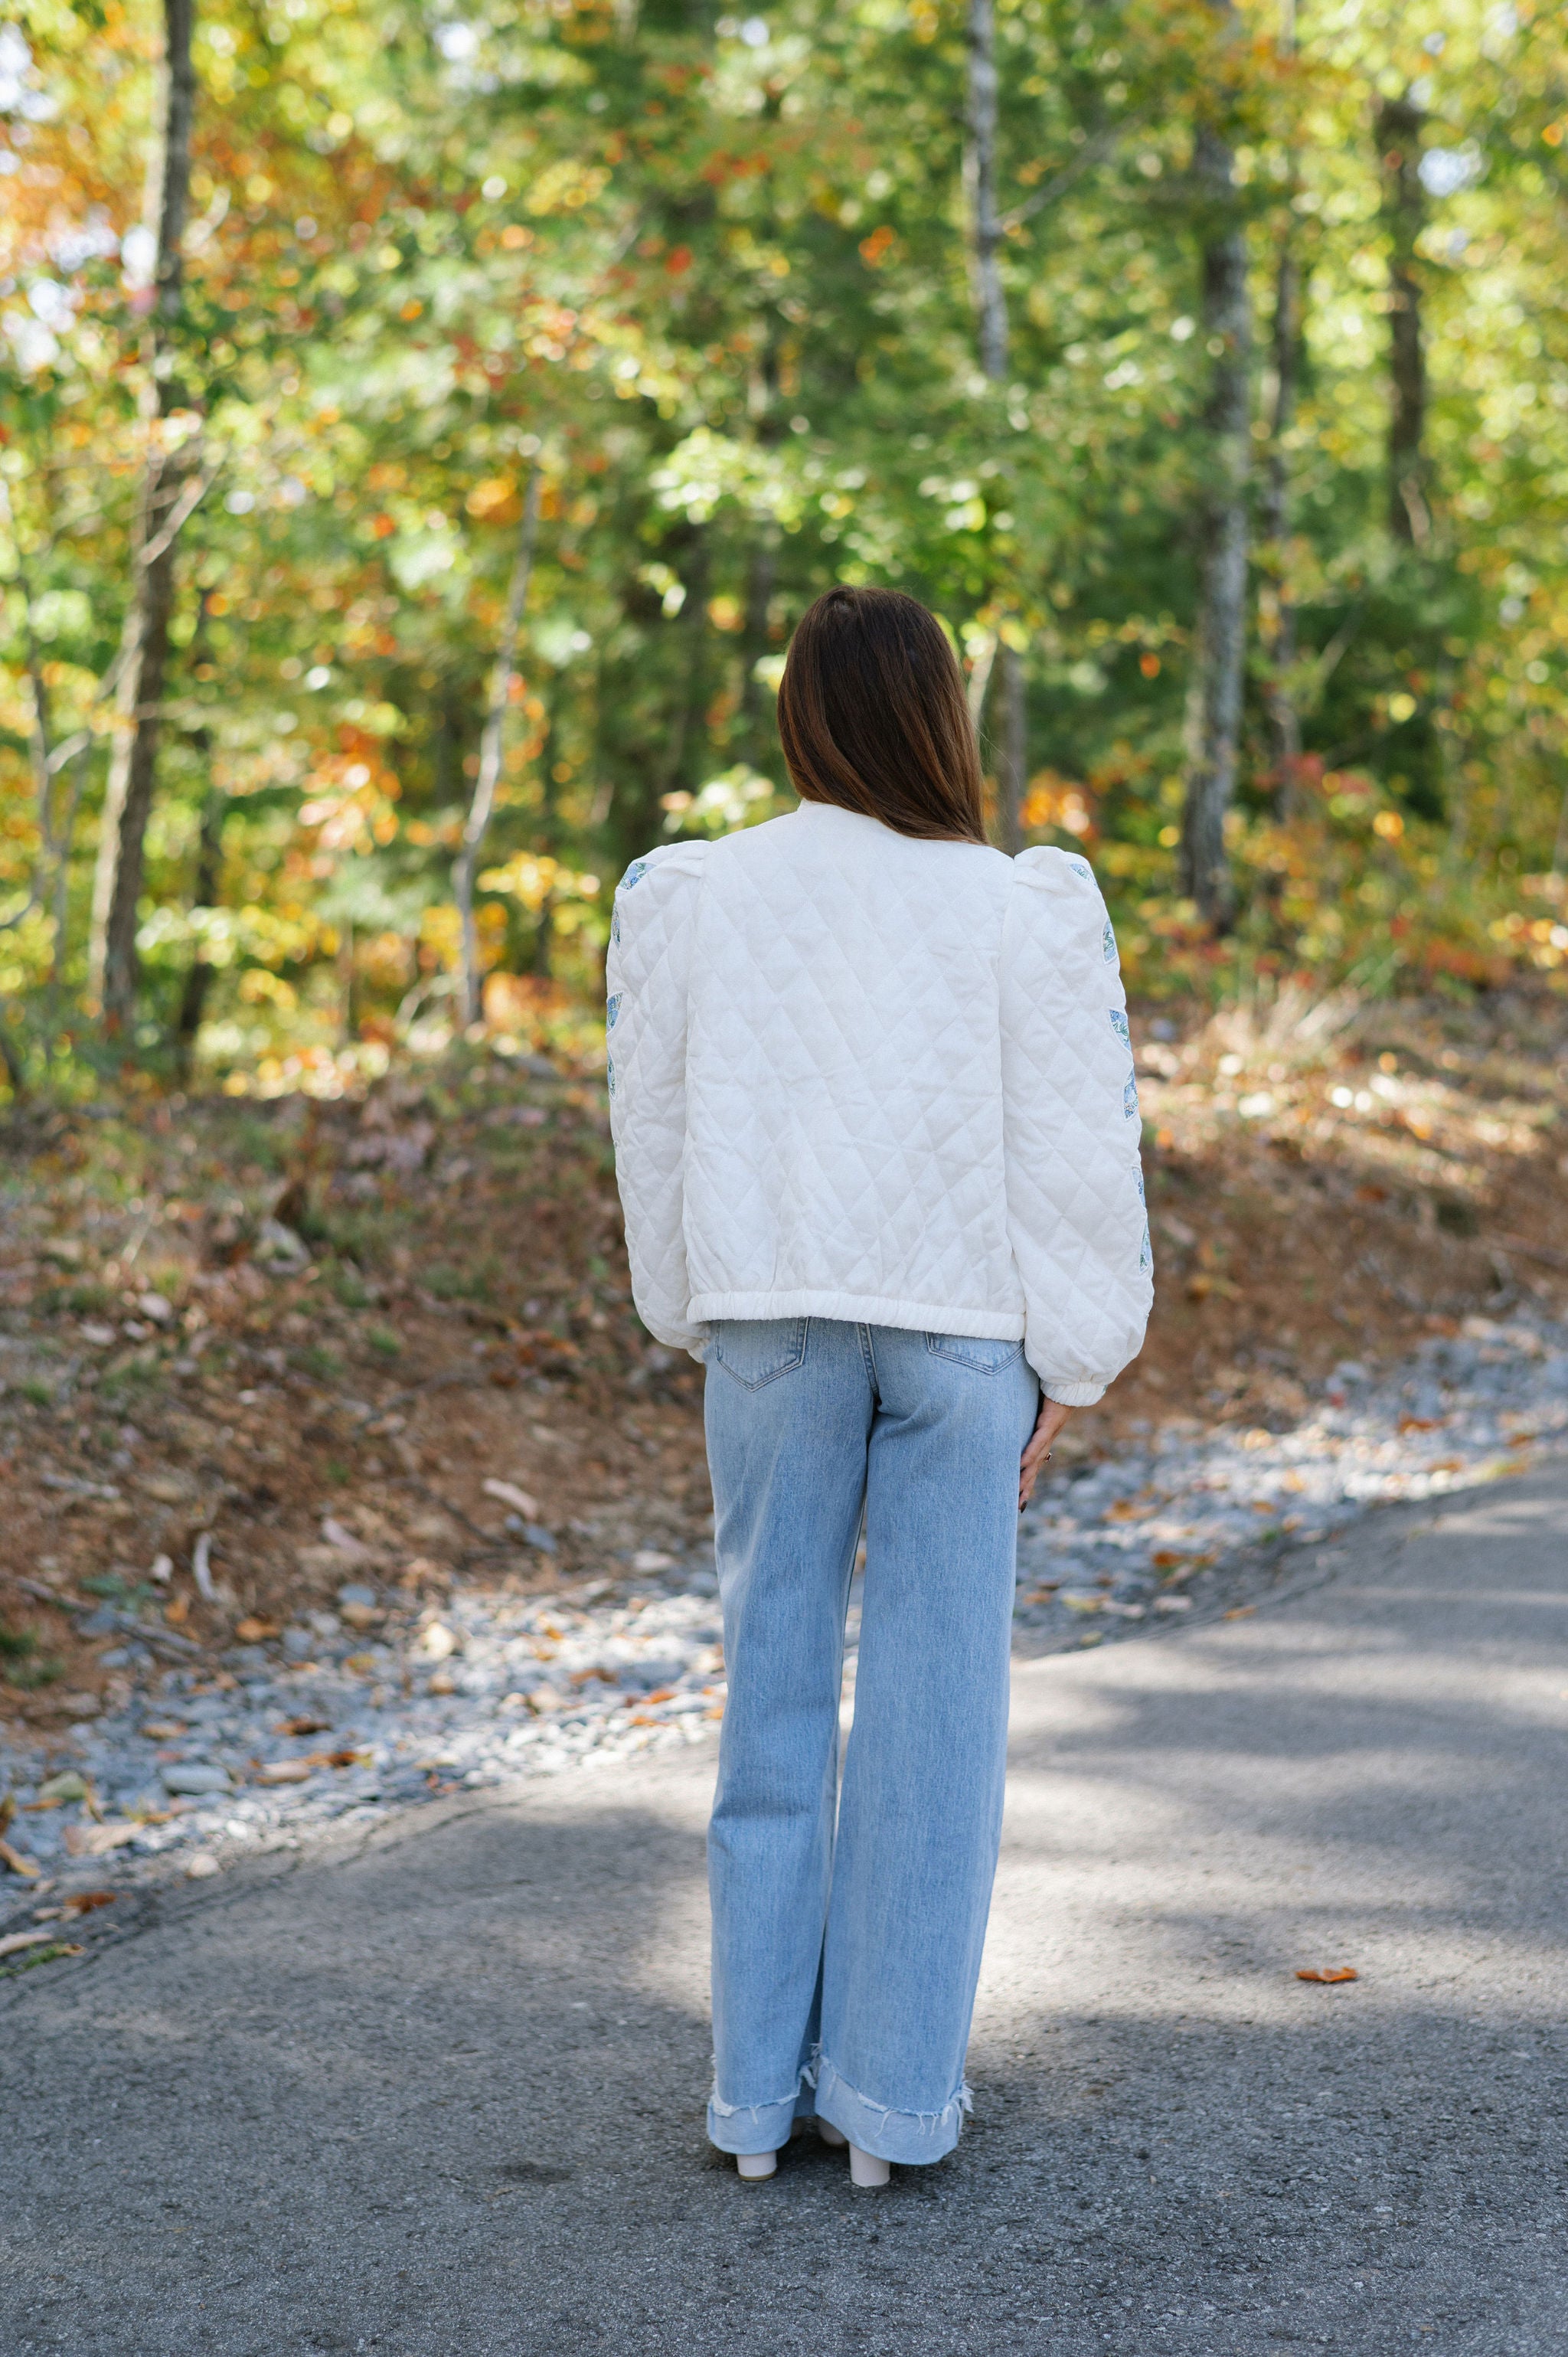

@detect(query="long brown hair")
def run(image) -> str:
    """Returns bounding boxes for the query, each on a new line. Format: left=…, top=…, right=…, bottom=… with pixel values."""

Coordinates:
left=776, top=586, right=988, bottom=845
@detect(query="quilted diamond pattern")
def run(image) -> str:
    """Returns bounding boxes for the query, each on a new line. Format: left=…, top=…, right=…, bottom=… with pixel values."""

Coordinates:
left=606, top=803, right=1153, bottom=1404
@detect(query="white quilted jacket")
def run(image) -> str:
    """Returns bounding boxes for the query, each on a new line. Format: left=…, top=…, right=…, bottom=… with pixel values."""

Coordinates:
left=606, top=800, right=1152, bottom=1405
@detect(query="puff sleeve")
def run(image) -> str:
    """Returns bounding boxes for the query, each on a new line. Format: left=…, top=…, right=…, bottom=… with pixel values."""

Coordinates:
left=605, top=842, right=710, bottom=1357
left=1000, top=848, right=1153, bottom=1404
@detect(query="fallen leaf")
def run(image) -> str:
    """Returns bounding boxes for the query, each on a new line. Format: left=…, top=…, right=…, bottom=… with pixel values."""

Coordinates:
left=235, top=1617, right=282, bottom=1643
left=63, top=1891, right=116, bottom=1916
left=0, top=1927, right=80, bottom=1959
left=139, top=1472, right=194, bottom=1507
left=192, top=1530, right=216, bottom=1602
left=62, top=1822, right=138, bottom=1858
left=320, top=1515, right=375, bottom=1559
left=164, top=1595, right=191, bottom=1626
left=1295, top=1966, right=1358, bottom=1984
left=279, top=1715, right=331, bottom=1737
left=343, top=1652, right=377, bottom=1674
left=1223, top=1605, right=1256, bottom=1620
left=0, top=1839, right=40, bottom=1877
left=34, top=1770, right=90, bottom=1807
left=0, top=1927, right=56, bottom=1957
left=482, top=1477, right=540, bottom=1518
left=1399, top=1416, right=1441, bottom=1433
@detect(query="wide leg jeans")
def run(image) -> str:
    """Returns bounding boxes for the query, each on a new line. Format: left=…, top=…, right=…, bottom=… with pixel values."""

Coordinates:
left=703, top=1316, right=1038, bottom=2166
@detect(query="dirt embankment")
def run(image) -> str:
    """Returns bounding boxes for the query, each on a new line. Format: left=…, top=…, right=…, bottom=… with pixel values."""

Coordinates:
left=2, top=985, right=1564, bottom=1736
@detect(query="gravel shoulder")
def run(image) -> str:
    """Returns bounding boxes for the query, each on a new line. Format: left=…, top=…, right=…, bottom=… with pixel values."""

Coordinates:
left=2, top=1455, right=1565, bottom=2355
left=2, top=1309, right=1563, bottom=1891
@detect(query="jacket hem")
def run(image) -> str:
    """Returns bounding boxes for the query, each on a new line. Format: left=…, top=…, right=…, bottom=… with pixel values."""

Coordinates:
left=688, top=1288, right=1025, bottom=1342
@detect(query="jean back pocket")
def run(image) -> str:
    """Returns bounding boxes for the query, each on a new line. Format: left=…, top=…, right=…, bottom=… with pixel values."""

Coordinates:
left=924, top=1332, right=1024, bottom=1376
left=712, top=1317, right=809, bottom=1391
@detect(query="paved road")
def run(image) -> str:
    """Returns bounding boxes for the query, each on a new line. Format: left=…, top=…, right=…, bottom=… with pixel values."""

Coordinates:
left=5, top=1461, right=1566, bottom=2356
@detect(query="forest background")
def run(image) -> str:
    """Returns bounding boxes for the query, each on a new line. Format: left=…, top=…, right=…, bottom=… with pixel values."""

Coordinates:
left=2, top=0, right=1568, bottom=1096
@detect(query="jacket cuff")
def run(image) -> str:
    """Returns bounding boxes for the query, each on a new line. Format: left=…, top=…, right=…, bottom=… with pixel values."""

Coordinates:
left=1041, top=1379, right=1106, bottom=1407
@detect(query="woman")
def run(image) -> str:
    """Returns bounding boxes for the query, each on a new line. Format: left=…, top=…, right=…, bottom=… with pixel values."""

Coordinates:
left=607, top=586, right=1152, bottom=2189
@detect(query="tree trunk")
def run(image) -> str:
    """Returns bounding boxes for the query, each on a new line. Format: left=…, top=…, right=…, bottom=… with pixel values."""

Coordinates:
left=1179, top=109, right=1253, bottom=930
left=1260, top=236, right=1303, bottom=814
left=533, top=685, right=558, bottom=980
left=658, top=531, right=710, bottom=802
left=965, top=0, right=1027, bottom=849
left=965, top=0, right=1008, bottom=381
left=454, top=463, right=541, bottom=1030
left=87, top=0, right=197, bottom=1028
left=740, top=538, right=777, bottom=768
left=994, top=643, right=1027, bottom=855
left=1378, top=93, right=1429, bottom=544
left=0, top=1010, right=26, bottom=1102
left=173, top=785, right=224, bottom=1081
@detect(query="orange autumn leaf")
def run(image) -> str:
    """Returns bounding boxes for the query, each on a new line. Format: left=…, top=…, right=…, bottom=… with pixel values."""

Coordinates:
left=1295, top=1966, right=1359, bottom=1983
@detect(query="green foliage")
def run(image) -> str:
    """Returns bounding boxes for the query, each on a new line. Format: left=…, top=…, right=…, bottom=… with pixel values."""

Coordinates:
left=2, top=0, right=1567, bottom=1097
left=0, top=1619, right=64, bottom=1687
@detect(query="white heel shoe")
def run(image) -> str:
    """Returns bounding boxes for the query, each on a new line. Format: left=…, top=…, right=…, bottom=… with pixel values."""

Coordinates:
left=817, top=2120, right=848, bottom=2149
left=848, top=2144, right=890, bottom=2188
left=736, top=2149, right=777, bottom=2181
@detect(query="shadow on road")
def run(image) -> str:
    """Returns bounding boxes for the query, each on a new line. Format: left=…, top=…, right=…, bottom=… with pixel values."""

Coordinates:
left=3, top=1469, right=1566, bottom=2354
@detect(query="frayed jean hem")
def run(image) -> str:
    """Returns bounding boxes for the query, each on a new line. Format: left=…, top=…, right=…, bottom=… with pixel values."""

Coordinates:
left=812, top=2055, right=971, bottom=2166
left=707, top=2068, right=818, bottom=2156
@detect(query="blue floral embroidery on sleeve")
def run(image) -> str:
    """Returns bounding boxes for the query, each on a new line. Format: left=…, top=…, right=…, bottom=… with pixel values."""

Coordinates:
left=1066, top=854, right=1093, bottom=883
left=610, top=904, right=622, bottom=946
left=606, top=1055, right=616, bottom=1098
left=619, top=858, right=652, bottom=893
left=1139, top=1221, right=1154, bottom=1273
left=606, top=992, right=622, bottom=1031
left=1102, top=918, right=1119, bottom=965
left=1123, top=1074, right=1140, bottom=1120
left=1109, top=1009, right=1130, bottom=1051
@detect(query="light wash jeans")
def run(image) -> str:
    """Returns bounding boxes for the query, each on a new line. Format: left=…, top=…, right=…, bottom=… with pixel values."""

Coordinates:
left=703, top=1316, right=1039, bottom=2166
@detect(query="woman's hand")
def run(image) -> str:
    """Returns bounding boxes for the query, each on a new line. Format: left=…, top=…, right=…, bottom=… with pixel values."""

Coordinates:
left=1019, top=1397, right=1074, bottom=1511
